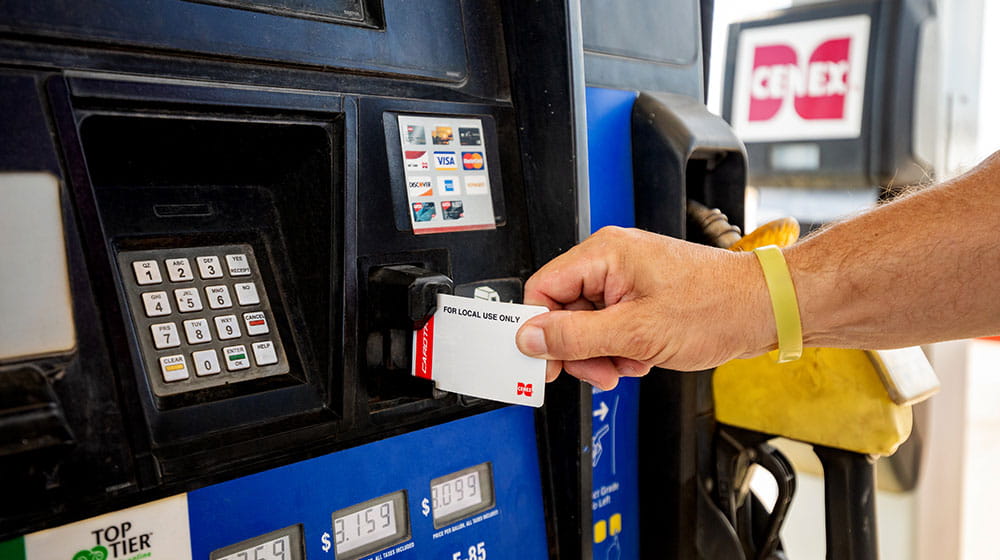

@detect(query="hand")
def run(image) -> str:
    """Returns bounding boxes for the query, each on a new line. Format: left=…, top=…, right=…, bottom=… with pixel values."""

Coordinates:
left=515, top=226, right=775, bottom=389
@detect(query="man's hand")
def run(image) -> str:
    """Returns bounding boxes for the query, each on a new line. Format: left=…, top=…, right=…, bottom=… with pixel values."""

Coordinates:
left=515, top=226, right=775, bottom=390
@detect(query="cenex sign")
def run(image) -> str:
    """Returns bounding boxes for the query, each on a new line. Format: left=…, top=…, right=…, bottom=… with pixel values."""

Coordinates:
left=731, top=14, right=871, bottom=142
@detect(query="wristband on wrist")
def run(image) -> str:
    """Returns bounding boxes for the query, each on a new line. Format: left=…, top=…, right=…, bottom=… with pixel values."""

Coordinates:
left=752, top=245, right=803, bottom=363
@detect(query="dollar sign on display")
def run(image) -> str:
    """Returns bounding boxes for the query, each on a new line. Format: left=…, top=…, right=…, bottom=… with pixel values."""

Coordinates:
left=421, top=498, right=431, bottom=517
left=321, top=532, right=332, bottom=553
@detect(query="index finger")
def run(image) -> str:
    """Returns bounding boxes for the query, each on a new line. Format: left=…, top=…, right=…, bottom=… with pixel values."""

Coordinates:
left=523, top=243, right=613, bottom=310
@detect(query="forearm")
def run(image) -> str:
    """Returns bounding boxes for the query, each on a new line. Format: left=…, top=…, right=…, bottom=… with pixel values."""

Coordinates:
left=785, top=151, right=1000, bottom=349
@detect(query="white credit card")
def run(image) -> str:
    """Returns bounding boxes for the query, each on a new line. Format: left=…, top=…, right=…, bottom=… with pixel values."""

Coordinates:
left=412, top=293, right=548, bottom=407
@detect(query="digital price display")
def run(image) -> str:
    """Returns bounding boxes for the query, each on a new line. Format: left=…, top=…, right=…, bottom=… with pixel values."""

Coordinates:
left=210, top=525, right=304, bottom=560
left=331, top=490, right=410, bottom=560
left=430, top=462, right=495, bottom=528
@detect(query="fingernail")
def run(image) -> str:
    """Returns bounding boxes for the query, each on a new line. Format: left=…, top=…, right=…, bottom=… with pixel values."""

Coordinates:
left=517, top=325, right=548, bottom=357
left=617, top=364, right=636, bottom=377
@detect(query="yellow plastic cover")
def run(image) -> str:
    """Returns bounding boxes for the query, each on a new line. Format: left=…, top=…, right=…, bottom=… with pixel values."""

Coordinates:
left=714, top=347, right=912, bottom=456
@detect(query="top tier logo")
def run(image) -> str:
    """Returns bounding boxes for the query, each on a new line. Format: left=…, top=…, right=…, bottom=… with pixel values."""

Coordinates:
left=731, top=14, right=870, bottom=142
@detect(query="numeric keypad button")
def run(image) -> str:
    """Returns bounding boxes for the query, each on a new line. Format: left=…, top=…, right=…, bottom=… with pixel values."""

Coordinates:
left=214, top=315, right=241, bottom=340
left=150, top=322, right=181, bottom=349
left=165, top=258, right=194, bottom=282
left=196, top=256, right=224, bottom=279
left=192, top=349, right=221, bottom=376
left=183, top=318, right=212, bottom=344
left=133, top=260, right=162, bottom=285
left=205, top=285, right=233, bottom=309
left=141, top=291, right=171, bottom=317
left=174, top=288, right=203, bottom=312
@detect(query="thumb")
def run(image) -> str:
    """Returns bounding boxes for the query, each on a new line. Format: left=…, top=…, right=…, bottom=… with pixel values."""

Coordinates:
left=516, top=306, right=639, bottom=362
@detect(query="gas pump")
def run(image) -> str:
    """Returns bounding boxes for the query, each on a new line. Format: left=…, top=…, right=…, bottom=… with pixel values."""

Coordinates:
left=0, top=1, right=594, bottom=558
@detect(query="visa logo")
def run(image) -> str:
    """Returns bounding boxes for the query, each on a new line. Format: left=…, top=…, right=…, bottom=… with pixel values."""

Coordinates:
left=434, top=152, right=457, bottom=170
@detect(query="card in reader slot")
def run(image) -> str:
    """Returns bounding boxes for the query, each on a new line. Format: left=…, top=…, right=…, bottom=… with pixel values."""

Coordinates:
left=412, top=293, right=547, bottom=407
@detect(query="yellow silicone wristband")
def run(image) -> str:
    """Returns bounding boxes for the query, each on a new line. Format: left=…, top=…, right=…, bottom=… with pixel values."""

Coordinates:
left=753, top=245, right=802, bottom=363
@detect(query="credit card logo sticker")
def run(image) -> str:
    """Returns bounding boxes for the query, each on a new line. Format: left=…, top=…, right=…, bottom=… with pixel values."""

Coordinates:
left=432, top=126, right=454, bottom=145
left=462, top=152, right=485, bottom=171
left=516, top=382, right=533, bottom=397
left=459, top=127, right=482, bottom=146
left=405, top=124, right=426, bottom=145
left=434, top=152, right=458, bottom=170
left=407, top=177, right=433, bottom=197
left=404, top=150, right=429, bottom=170
left=412, top=202, right=437, bottom=222
left=441, top=200, right=464, bottom=220
left=463, top=174, right=489, bottom=195
left=436, top=176, right=459, bottom=195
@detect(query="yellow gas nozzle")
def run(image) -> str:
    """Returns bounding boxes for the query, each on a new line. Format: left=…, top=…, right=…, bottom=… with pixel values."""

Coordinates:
left=728, top=217, right=801, bottom=253
left=705, top=211, right=935, bottom=456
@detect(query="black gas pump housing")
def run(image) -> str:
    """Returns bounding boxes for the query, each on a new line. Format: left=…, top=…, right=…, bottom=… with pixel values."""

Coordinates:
left=0, top=2, right=593, bottom=555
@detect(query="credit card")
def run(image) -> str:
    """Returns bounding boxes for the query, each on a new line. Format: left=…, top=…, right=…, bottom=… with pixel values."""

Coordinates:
left=412, top=293, right=548, bottom=407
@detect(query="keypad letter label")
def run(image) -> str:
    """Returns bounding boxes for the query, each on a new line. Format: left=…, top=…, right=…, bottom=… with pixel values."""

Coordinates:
left=166, top=258, right=194, bottom=282
left=133, top=260, right=163, bottom=285
left=196, top=256, right=224, bottom=279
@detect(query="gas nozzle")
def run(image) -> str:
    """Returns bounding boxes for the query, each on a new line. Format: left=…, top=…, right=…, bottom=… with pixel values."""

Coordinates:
left=693, top=206, right=938, bottom=560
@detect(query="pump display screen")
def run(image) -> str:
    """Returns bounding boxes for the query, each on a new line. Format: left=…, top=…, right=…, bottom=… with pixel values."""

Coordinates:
left=210, top=525, right=304, bottom=560
left=431, top=462, right=496, bottom=528
left=396, top=115, right=497, bottom=234
left=331, top=490, right=410, bottom=559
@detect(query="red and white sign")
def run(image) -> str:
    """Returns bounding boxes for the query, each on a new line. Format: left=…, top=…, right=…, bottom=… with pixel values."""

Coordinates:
left=731, top=15, right=870, bottom=142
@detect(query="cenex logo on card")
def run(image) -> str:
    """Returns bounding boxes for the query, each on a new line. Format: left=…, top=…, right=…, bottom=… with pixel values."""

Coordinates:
left=516, top=382, right=533, bottom=397
left=404, top=150, right=429, bottom=170
left=433, top=152, right=457, bottom=170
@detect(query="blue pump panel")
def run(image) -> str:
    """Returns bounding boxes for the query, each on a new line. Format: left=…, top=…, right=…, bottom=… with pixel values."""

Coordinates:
left=188, top=406, right=548, bottom=559
left=586, top=86, right=641, bottom=560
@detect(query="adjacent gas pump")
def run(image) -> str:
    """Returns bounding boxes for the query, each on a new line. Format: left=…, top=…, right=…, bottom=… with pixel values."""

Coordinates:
left=718, top=1, right=939, bottom=558
left=0, top=1, right=593, bottom=558
left=578, top=0, right=938, bottom=558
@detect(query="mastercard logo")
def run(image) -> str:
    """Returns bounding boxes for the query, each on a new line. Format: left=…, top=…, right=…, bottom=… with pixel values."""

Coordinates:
left=462, top=152, right=485, bottom=170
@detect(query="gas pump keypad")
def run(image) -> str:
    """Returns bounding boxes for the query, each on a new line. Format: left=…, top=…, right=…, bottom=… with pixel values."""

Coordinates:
left=118, top=244, right=289, bottom=398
